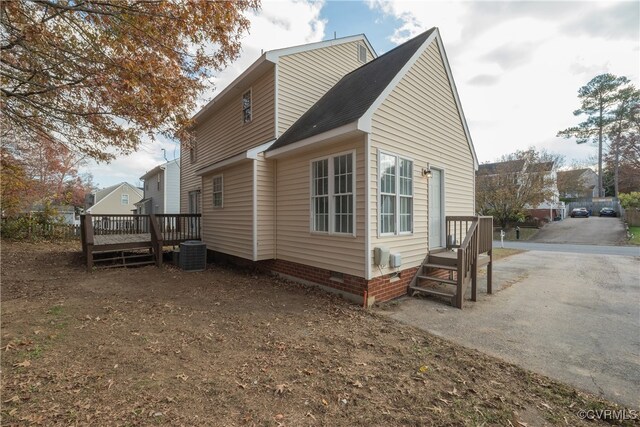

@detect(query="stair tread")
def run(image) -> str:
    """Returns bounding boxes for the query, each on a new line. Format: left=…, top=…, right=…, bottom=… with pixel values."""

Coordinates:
left=424, top=263, right=457, bottom=270
left=96, top=260, right=155, bottom=269
left=94, top=254, right=153, bottom=262
left=417, top=275, right=457, bottom=285
left=409, top=286, right=456, bottom=298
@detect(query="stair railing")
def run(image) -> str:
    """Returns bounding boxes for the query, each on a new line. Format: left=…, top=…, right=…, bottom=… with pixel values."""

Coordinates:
left=455, top=219, right=478, bottom=308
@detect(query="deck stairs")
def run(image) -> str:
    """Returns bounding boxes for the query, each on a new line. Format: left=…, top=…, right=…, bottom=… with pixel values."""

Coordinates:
left=92, top=246, right=156, bottom=269
left=408, top=216, right=493, bottom=309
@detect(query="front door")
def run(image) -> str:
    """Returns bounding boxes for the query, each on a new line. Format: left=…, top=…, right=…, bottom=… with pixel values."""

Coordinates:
left=188, top=190, right=201, bottom=214
left=428, top=168, right=444, bottom=249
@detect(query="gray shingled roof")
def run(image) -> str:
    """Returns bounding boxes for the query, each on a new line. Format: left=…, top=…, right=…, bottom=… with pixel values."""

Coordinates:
left=267, top=28, right=436, bottom=151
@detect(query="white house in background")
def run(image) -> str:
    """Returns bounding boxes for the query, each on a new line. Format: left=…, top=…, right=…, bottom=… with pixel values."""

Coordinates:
left=557, top=168, right=598, bottom=200
left=136, top=159, right=180, bottom=214
left=85, top=182, right=143, bottom=215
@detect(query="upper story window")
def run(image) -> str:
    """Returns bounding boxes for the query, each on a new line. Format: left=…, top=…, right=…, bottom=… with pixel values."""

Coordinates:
left=156, top=174, right=161, bottom=191
left=379, top=151, right=413, bottom=235
left=121, top=194, right=129, bottom=205
left=189, top=140, right=196, bottom=164
left=242, top=89, right=252, bottom=123
left=311, top=152, right=355, bottom=235
left=358, top=44, right=367, bottom=63
left=212, top=175, right=223, bottom=208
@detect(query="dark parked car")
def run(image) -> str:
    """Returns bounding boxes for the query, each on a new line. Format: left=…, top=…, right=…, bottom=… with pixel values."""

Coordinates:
left=599, top=207, right=617, bottom=217
left=570, top=208, right=590, bottom=218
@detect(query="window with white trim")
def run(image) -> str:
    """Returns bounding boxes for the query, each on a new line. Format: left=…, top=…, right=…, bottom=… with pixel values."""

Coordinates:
left=121, top=194, right=129, bottom=205
left=311, top=152, right=354, bottom=235
left=358, top=44, right=367, bottom=63
left=379, top=152, right=413, bottom=235
left=212, top=175, right=223, bottom=208
left=242, top=89, right=252, bottom=123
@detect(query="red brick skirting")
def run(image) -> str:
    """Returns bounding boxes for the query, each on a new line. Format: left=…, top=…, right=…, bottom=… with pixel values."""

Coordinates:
left=207, top=250, right=418, bottom=306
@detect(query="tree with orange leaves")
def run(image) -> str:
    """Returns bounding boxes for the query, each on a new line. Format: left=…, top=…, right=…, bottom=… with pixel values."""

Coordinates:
left=1, top=1, right=260, bottom=162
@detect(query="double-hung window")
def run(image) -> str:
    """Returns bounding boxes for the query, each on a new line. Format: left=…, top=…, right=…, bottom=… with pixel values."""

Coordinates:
left=379, top=152, right=413, bottom=235
left=311, top=152, right=354, bottom=235
left=242, top=90, right=252, bottom=123
left=212, top=175, right=223, bottom=208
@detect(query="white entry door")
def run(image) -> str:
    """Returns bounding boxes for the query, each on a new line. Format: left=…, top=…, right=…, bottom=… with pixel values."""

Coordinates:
left=428, top=169, right=444, bottom=249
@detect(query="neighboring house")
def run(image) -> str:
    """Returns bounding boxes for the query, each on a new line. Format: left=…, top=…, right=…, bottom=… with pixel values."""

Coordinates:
left=181, top=28, right=478, bottom=305
left=478, top=160, right=563, bottom=222
left=85, top=182, right=143, bottom=215
left=557, top=168, right=598, bottom=201
left=28, top=204, right=79, bottom=225
left=136, top=159, right=180, bottom=214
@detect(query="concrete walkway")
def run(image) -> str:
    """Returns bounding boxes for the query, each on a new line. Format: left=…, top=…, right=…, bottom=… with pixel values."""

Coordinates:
left=495, top=240, right=640, bottom=256
left=381, top=250, right=640, bottom=408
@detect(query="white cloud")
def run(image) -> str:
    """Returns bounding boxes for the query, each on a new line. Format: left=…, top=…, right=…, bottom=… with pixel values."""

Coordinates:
left=83, top=0, right=326, bottom=189
left=369, top=1, right=640, bottom=164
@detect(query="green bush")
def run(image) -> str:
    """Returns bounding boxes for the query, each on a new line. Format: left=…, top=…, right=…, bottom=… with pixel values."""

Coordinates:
left=1, top=208, right=75, bottom=241
left=619, top=192, right=640, bottom=209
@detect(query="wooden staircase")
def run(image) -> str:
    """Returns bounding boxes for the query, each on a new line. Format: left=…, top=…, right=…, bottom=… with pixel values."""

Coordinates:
left=409, top=216, right=493, bottom=309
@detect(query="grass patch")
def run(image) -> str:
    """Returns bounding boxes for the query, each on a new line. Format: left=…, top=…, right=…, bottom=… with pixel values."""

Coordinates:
left=628, top=226, right=640, bottom=245
left=47, top=305, right=64, bottom=316
left=491, top=248, right=526, bottom=261
left=493, top=227, right=539, bottom=241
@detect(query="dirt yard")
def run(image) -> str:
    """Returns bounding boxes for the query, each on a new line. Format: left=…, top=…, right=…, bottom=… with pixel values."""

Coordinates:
left=0, top=241, right=632, bottom=426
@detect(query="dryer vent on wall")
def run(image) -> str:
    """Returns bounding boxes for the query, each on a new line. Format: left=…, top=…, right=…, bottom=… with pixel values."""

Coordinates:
left=179, top=240, right=206, bottom=272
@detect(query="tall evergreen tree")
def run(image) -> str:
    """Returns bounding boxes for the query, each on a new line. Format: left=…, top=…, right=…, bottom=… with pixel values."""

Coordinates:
left=557, top=74, right=630, bottom=197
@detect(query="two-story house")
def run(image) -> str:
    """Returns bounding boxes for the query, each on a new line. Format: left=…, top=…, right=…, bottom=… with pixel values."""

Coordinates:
left=557, top=168, right=598, bottom=201
left=85, top=182, right=142, bottom=215
left=181, top=28, right=478, bottom=305
left=136, top=159, right=180, bottom=214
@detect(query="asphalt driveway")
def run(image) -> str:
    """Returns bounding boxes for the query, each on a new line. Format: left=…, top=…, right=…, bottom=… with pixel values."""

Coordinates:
left=531, top=216, right=627, bottom=245
left=380, top=250, right=640, bottom=408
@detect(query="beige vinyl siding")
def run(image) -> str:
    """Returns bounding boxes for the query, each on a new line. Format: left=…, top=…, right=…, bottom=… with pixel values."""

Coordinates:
left=89, top=183, right=143, bottom=215
left=369, top=41, right=475, bottom=277
left=275, top=137, right=366, bottom=277
left=277, top=41, right=373, bottom=136
left=256, top=154, right=275, bottom=260
left=201, top=161, right=253, bottom=260
left=181, top=67, right=275, bottom=213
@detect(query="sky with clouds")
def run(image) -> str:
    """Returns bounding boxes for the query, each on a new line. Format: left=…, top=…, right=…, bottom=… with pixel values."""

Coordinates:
left=84, top=0, right=639, bottom=189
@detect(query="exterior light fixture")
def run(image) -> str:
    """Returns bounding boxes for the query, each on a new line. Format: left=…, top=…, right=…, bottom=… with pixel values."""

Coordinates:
left=423, top=164, right=433, bottom=178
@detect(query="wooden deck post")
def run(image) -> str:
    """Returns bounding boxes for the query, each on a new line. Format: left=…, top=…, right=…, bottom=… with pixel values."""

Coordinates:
left=455, top=248, right=464, bottom=309
left=149, top=214, right=163, bottom=267
left=487, top=249, right=493, bottom=294
left=83, top=214, right=94, bottom=271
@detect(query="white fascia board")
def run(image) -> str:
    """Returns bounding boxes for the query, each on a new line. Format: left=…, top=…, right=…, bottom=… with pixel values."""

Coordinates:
left=264, top=122, right=361, bottom=158
left=356, top=30, right=438, bottom=134
left=266, top=34, right=377, bottom=62
left=356, top=29, right=478, bottom=170
left=196, top=140, right=276, bottom=177
left=434, top=34, right=479, bottom=170
left=196, top=152, right=248, bottom=177
left=247, top=139, right=276, bottom=158
left=192, top=54, right=270, bottom=123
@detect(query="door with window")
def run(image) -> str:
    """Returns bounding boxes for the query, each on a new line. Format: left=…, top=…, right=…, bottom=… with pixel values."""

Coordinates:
left=188, top=190, right=201, bottom=236
left=428, top=168, right=444, bottom=249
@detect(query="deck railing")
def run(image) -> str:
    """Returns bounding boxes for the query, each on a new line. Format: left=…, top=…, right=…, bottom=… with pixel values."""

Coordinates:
left=443, top=215, right=493, bottom=308
left=88, top=214, right=150, bottom=235
left=80, top=213, right=202, bottom=269
left=155, top=214, right=201, bottom=243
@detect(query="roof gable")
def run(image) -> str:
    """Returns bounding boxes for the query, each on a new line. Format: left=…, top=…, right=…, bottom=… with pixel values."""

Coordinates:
left=265, top=28, right=478, bottom=168
left=192, top=34, right=376, bottom=124
left=268, top=28, right=436, bottom=152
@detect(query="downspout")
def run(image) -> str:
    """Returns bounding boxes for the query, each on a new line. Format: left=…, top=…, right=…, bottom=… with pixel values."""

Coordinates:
left=364, top=134, right=372, bottom=307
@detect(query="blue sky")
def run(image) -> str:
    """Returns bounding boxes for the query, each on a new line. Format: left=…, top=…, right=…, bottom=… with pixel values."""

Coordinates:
left=84, top=0, right=640, bottom=189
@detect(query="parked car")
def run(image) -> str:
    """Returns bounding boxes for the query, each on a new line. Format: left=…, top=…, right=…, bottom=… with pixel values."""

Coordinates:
left=599, top=207, right=617, bottom=217
left=570, top=208, right=590, bottom=218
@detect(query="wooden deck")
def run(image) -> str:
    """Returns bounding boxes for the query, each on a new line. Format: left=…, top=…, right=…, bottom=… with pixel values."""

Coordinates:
left=81, top=214, right=201, bottom=269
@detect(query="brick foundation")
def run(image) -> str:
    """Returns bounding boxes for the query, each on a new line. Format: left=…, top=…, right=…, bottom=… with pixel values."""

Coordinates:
left=206, top=250, right=418, bottom=306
